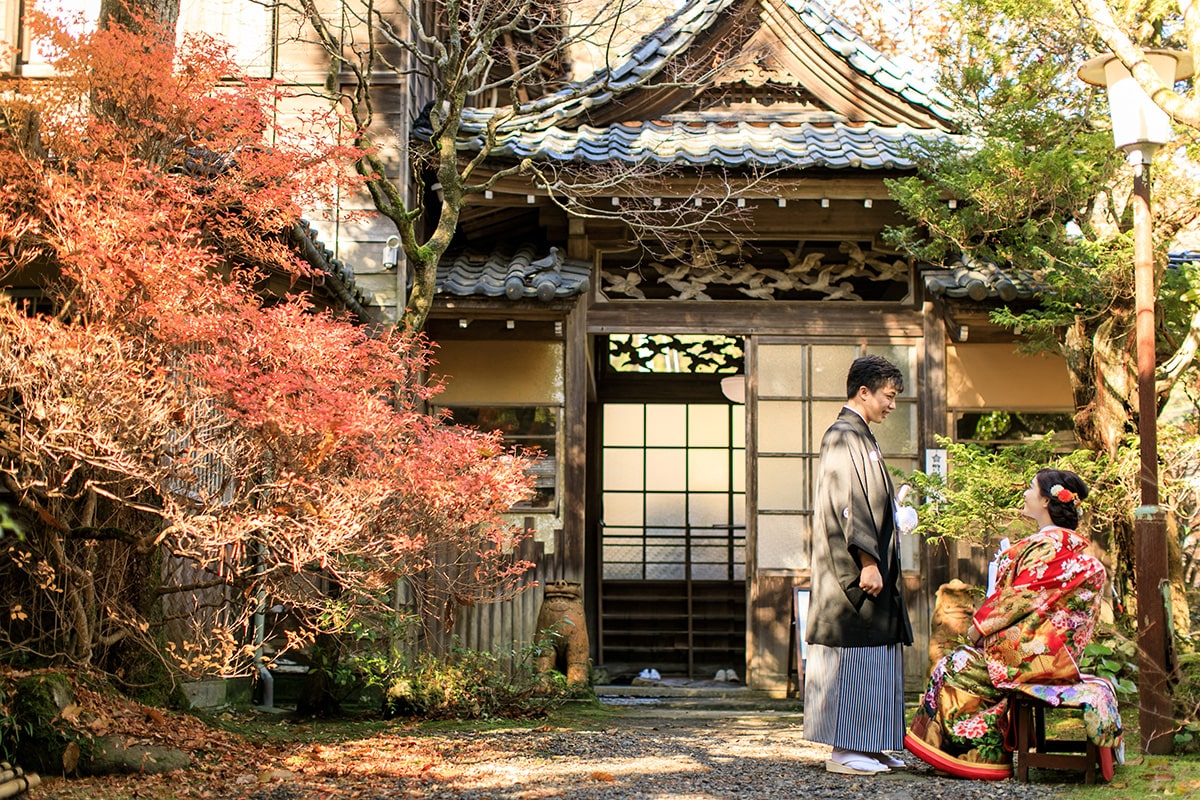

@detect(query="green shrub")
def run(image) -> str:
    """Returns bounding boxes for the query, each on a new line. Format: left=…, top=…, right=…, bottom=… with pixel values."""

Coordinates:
left=1173, top=634, right=1200, bottom=753
left=333, top=613, right=579, bottom=720
left=377, top=643, right=575, bottom=720
left=1079, top=631, right=1137, bottom=696
left=0, top=678, right=28, bottom=763
left=901, top=437, right=1123, bottom=549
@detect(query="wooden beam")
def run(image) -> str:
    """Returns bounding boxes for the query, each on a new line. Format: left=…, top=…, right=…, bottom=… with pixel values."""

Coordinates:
left=586, top=301, right=923, bottom=337
left=567, top=217, right=590, bottom=260
left=431, top=298, right=576, bottom=319
left=921, top=296, right=951, bottom=590
left=466, top=170, right=906, bottom=201
left=921, top=297, right=949, bottom=449
left=562, top=297, right=588, bottom=581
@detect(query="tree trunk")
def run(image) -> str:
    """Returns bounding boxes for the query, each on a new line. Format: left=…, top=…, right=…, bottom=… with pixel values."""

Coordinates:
left=1065, top=314, right=1138, bottom=458
left=1062, top=314, right=1139, bottom=591
left=295, top=633, right=342, bottom=717
left=99, top=0, right=180, bottom=36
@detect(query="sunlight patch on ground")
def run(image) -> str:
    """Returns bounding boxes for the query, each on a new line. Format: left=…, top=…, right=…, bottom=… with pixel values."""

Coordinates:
left=449, top=753, right=712, bottom=791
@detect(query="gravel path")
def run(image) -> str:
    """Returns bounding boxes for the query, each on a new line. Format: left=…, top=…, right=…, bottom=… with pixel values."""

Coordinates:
left=249, top=696, right=1076, bottom=800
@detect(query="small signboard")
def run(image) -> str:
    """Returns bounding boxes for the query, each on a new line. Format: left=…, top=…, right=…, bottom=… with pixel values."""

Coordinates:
left=787, top=586, right=811, bottom=697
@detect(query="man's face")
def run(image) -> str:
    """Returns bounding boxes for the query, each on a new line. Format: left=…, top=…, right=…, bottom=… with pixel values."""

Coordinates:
left=857, top=383, right=898, bottom=425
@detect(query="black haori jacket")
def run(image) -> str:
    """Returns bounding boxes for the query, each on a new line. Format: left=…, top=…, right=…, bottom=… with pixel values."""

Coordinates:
left=806, top=407, right=913, bottom=649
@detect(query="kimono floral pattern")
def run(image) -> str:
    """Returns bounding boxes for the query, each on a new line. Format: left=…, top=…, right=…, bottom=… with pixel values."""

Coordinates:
left=974, top=528, right=1105, bottom=687
left=906, top=527, right=1122, bottom=775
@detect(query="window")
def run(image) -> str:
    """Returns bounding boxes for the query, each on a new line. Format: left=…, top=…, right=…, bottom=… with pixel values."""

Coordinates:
left=606, top=333, right=743, bottom=374
left=954, top=411, right=1076, bottom=450
left=443, top=405, right=558, bottom=511
left=179, top=0, right=274, bottom=77
left=601, top=402, right=746, bottom=580
left=7, top=0, right=103, bottom=77
left=0, top=0, right=19, bottom=73
left=753, top=340, right=920, bottom=571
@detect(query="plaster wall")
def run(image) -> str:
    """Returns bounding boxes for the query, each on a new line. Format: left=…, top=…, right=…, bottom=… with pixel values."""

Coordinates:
left=433, top=340, right=565, bottom=404
left=946, top=343, right=1074, bottom=411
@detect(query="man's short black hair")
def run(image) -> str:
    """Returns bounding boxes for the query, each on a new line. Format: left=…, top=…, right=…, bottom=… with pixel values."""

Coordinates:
left=846, top=354, right=904, bottom=399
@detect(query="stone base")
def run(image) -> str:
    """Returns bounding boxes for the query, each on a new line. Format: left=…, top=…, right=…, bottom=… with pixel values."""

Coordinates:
left=181, top=678, right=252, bottom=709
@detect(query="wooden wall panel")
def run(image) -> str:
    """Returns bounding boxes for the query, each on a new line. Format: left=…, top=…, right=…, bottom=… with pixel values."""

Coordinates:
left=747, top=573, right=794, bottom=690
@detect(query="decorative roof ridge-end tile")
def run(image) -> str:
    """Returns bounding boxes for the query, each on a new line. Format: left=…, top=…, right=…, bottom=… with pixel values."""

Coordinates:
left=437, top=244, right=592, bottom=300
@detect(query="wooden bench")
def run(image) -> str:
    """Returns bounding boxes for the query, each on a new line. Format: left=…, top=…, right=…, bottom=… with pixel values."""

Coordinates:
left=1011, top=694, right=1114, bottom=783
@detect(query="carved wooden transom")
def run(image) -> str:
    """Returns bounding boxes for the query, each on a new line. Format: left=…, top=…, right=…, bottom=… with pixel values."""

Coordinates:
left=599, top=240, right=912, bottom=302
left=607, top=333, right=744, bottom=374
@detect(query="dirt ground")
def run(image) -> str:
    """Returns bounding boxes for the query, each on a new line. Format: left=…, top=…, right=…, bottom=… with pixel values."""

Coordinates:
left=21, top=691, right=1092, bottom=800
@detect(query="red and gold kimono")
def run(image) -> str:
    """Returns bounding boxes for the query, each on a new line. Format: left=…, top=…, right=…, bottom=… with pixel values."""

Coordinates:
left=905, top=526, right=1122, bottom=780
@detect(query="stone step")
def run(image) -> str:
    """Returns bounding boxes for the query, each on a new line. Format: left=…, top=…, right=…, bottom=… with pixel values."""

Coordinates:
left=595, top=683, right=801, bottom=713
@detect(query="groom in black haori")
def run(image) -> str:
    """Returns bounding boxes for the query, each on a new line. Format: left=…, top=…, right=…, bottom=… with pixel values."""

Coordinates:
left=803, top=354, right=914, bottom=775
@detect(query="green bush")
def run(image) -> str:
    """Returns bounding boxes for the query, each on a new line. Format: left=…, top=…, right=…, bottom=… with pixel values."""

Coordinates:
left=377, top=643, right=575, bottom=721
left=1173, top=634, right=1200, bottom=753
left=334, top=614, right=580, bottom=721
left=901, top=436, right=1123, bottom=549
left=0, top=671, right=85, bottom=774
left=1079, top=631, right=1138, bottom=696
left=0, top=678, right=27, bottom=763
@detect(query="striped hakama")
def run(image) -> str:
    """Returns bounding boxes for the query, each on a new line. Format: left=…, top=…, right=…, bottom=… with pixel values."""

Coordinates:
left=803, top=642, right=905, bottom=752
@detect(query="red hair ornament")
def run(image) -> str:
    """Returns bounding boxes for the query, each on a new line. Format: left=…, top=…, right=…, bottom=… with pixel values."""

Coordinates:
left=1049, top=484, right=1078, bottom=505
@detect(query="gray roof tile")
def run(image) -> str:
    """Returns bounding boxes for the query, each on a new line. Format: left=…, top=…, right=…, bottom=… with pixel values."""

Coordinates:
left=290, top=220, right=374, bottom=319
left=922, top=259, right=1046, bottom=302
left=788, top=0, right=954, bottom=117
left=927, top=252, right=1200, bottom=302
left=463, top=120, right=949, bottom=169
left=437, top=245, right=591, bottom=300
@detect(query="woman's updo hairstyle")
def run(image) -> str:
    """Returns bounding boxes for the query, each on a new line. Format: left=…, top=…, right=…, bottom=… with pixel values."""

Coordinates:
left=1034, top=469, right=1089, bottom=529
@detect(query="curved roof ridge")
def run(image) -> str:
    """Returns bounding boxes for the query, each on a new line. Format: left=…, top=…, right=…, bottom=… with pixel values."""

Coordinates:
left=462, top=0, right=958, bottom=133
left=786, top=0, right=956, bottom=124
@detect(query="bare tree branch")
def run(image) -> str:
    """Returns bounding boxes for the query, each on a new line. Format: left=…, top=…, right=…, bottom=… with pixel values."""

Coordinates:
left=269, top=0, right=756, bottom=330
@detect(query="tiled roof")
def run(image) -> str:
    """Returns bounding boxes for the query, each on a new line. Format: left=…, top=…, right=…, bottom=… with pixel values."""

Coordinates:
left=461, top=119, right=946, bottom=169
left=437, top=245, right=592, bottom=300
left=926, top=251, right=1200, bottom=303
left=455, top=0, right=734, bottom=131
left=289, top=220, right=374, bottom=320
left=177, top=146, right=374, bottom=320
left=458, top=0, right=955, bottom=134
left=921, top=260, right=1046, bottom=302
left=783, top=0, right=956, bottom=121
left=447, top=0, right=961, bottom=168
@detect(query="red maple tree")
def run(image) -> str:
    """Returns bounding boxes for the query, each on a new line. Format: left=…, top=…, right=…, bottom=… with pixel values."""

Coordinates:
left=0, top=12, right=535, bottom=683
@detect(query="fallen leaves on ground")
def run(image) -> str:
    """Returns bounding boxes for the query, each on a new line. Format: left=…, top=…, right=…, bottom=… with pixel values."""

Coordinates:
left=22, top=682, right=457, bottom=800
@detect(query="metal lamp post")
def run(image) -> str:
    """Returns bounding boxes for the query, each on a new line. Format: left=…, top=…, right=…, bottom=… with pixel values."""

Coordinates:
left=1078, top=49, right=1192, bottom=755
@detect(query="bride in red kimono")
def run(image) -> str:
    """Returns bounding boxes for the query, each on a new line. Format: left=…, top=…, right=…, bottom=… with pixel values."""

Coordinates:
left=904, top=468, right=1123, bottom=780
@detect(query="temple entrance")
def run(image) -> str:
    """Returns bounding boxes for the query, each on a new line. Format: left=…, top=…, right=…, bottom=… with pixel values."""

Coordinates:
left=594, top=335, right=746, bottom=681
